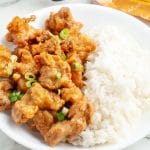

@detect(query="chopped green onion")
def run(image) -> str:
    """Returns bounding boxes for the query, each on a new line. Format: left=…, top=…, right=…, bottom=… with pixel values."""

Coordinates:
left=26, top=80, right=37, bottom=88
left=61, top=107, right=69, bottom=116
left=9, top=91, right=24, bottom=102
left=11, top=90, right=17, bottom=96
left=26, top=81, right=31, bottom=88
left=56, top=112, right=65, bottom=121
left=56, top=35, right=62, bottom=43
left=57, top=89, right=61, bottom=95
left=9, top=96, right=18, bottom=102
left=6, top=63, right=13, bottom=75
left=72, top=62, right=80, bottom=71
left=11, top=55, right=18, bottom=63
left=60, top=28, right=70, bottom=40
left=17, top=93, right=24, bottom=99
left=58, top=37, right=62, bottom=43
left=61, top=53, right=67, bottom=61
left=26, top=80, right=32, bottom=88
left=25, top=72, right=36, bottom=81
left=55, top=71, right=61, bottom=79
left=15, top=91, right=21, bottom=96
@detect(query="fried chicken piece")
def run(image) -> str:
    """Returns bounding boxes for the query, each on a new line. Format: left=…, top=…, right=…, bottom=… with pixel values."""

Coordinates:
left=45, top=121, right=72, bottom=146
left=17, top=78, right=27, bottom=93
left=30, top=35, right=61, bottom=56
left=6, top=16, right=51, bottom=47
left=61, top=40, right=73, bottom=53
left=67, top=52, right=84, bottom=88
left=61, top=34, right=96, bottom=88
left=71, top=71, right=84, bottom=88
left=74, top=34, right=96, bottom=62
left=44, top=98, right=94, bottom=146
left=34, top=52, right=73, bottom=90
left=45, top=7, right=83, bottom=35
left=14, top=48, right=38, bottom=75
left=12, top=83, right=64, bottom=124
left=68, top=97, right=94, bottom=125
left=0, top=80, right=13, bottom=111
left=34, top=52, right=55, bottom=67
left=39, top=66, right=73, bottom=90
left=30, top=83, right=65, bottom=110
left=33, top=111, right=54, bottom=135
left=45, top=117, right=87, bottom=146
left=64, top=34, right=96, bottom=63
left=0, top=45, right=11, bottom=77
left=12, top=101, right=39, bottom=124
left=61, top=86, right=83, bottom=103
left=11, top=90, right=39, bottom=124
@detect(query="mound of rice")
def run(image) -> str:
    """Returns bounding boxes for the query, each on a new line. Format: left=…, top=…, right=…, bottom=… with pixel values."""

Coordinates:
left=70, top=26, right=150, bottom=147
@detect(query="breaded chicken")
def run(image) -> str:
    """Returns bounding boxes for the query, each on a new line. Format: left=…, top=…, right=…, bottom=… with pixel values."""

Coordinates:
left=12, top=83, right=64, bottom=124
left=64, top=34, right=96, bottom=63
left=30, top=83, right=65, bottom=110
left=0, top=80, right=13, bottom=111
left=45, top=7, right=83, bottom=35
left=61, top=86, right=83, bottom=103
left=31, top=35, right=61, bottom=56
left=42, top=98, right=94, bottom=146
left=0, top=45, right=11, bottom=77
left=14, top=48, right=39, bottom=75
left=35, top=52, right=73, bottom=90
left=6, top=15, right=51, bottom=47
left=33, top=111, right=54, bottom=135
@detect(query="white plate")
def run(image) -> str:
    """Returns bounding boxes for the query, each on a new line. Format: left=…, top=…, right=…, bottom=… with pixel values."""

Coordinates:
left=0, top=3, right=150, bottom=150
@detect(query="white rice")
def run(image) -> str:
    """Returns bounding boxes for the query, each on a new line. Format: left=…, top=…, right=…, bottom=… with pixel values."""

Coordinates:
left=70, top=26, right=150, bottom=147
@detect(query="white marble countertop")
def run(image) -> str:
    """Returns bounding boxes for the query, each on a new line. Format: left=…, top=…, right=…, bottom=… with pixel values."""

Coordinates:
left=0, top=0, right=150, bottom=150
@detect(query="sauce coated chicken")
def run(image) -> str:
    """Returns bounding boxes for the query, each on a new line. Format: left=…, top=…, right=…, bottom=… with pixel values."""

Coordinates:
left=0, top=7, right=96, bottom=146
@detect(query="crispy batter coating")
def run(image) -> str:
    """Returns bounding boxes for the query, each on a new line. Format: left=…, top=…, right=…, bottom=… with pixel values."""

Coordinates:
left=45, top=7, right=83, bottom=35
left=14, top=48, right=39, bottom=75
left=17, top=78, right=27, bottom=93
left=61, top=86, right=83, bottom=103
left=12, top=83, right=64, bottom=124
left=0, top=80, right=13, bottom=111
left=30, top=83, right=65, bottom=110
left=0, top=45, right=11, bottom=77
left=12, top=101, right=39, bottom=124
left=33, top=111, right=54, bottom=135
left=11, top=90, right=39, bottom=124
left=43, top=98, right=93, bottom=146
left=35, top=52, right=73, bottom=90
left=63, top=34, right=96, bottom=63
left=67, top=51, right=84, bottom=88
left=6, top=16, right=51, bottom=47
left=30, top=35, right=61, bottom=56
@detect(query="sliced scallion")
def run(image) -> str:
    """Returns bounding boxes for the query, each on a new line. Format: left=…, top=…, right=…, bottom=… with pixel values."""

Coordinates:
left=61, top=53, right=67, bottom=61
left=61, top=107, right=69, bottom=116
left=25, top=72, right=36, bottom=81
left=6, top=63, right=13, bottom=75
left=60, top=28, right=70, bottom=40
left=57, top=89, right=61, bottom=95
left=72, top=62, right=80, bottom=71
left=11, top=55, right=18, bottom=63
left=56, top=112, right=65, bottom=121
left=9, top=90, right=24, bottom=102
left=55, top=71, right=61, bottom=79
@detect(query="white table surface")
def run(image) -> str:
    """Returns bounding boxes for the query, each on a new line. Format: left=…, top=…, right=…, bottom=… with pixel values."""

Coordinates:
left=0, top=0, right=150, bottom=150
